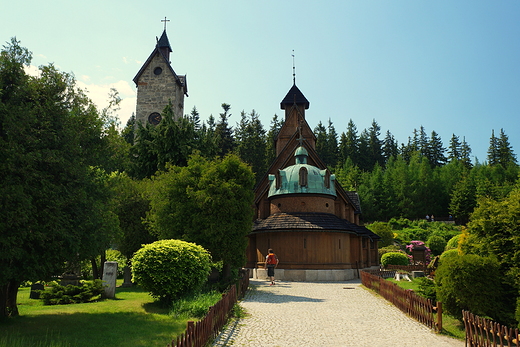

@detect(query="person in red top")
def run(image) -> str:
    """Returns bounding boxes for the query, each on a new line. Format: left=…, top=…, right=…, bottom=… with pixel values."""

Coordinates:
left=265, top=249, right=279, bottom=285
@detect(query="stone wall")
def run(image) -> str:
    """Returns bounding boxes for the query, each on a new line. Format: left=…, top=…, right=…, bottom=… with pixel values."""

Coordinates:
left=135, top=52, right=185, bottom=125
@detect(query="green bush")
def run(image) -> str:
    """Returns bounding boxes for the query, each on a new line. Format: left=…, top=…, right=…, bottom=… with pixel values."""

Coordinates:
left=381, top=252, right=409, bottom=267
left=367, top=222, right=394, bottom=247
left=445, top=234, right=460, bottom=251
left=131, top=239, right=212, bottom=304
left=439, top=249, right=459, bottom=263
left=416, top=277, right=436, bottom=301
left=435, top=254, right=515, bottom=324
left=40, top=280, right=105, bottom=305
left=427, top=235, right=447, bottom=256
left=400, top=228, right=429, bottom=243
left=378, top=245, right=401, bottom=260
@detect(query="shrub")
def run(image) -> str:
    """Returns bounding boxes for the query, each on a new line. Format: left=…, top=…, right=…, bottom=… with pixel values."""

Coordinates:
left=381, top=252, right=409, bottom=267
left=416, top=277, right=436, bottom=301
left=131, top=239, right=212, bottom=304
left=40, top=280, right=104, bottom=305
left=435, top=254, right=515, bottom=324
left=367, top=222, right=394, bottom=247
left=439, top=249, right=459, bottom=263
left=401, top=228, right=430, bottom=243
left=427, top=235, right=447, bottom=256
left=445, top=234, right=460, bottom=251
left=378, top=245, right=401, bottom=260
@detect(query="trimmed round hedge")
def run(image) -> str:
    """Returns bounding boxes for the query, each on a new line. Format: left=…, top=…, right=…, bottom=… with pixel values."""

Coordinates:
left=131, top=239, right=212, bottom=303
left=381, top=251, right=410, bottom=267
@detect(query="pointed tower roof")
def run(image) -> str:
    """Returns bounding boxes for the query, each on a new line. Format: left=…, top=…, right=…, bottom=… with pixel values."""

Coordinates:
left=280, top=84, right=309, bottom=110
left=157, top=30, right=172, bottom=53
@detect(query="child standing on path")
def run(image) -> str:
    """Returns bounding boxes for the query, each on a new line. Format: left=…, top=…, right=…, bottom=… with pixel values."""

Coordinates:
left=265, top=249, right=279, bottom=285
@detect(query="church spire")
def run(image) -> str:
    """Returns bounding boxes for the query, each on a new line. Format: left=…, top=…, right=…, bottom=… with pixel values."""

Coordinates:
left=157, top=17, right=172, bottom=61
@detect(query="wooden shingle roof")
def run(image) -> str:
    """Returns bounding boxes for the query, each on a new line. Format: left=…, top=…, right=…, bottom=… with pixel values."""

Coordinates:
left=252, top=212, right=380, bottom=240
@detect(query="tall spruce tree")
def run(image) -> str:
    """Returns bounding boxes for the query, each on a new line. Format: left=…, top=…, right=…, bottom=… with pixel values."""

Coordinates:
left=382, top=130, right=398, bottom=163
left=215, top=103, right=235, bottom=157
left=265, top=114, right=283, bottom=167
left=338, top=119, right=359, bottom=166
left=235, top=110, right=267, bottom=181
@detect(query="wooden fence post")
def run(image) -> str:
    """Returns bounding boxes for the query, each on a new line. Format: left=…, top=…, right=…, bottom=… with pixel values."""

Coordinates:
left=436, top=302, right=442, bottom=332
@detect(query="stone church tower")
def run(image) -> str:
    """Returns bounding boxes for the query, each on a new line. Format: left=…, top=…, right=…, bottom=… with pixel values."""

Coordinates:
left=133, top=28, right=188, bottom=125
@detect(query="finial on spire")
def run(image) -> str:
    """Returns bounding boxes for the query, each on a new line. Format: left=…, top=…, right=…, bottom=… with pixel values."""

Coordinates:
left=292, top=49, right=296, bottom=85
left=161, top=17, right=170, bottom=31
left=297, top=123, right=304, bottom=147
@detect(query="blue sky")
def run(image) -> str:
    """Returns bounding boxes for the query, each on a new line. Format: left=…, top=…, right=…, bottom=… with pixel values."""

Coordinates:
left=2, top=1, right=519, bottom=163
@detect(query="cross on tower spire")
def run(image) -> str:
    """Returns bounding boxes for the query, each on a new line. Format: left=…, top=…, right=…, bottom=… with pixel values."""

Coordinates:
left=161, top=16, right=170, bottom=31
left=292, top=50, right=296, bottom=85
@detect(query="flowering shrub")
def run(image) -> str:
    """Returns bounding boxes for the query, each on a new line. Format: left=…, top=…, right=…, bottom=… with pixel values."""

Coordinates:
left=405, top=240, right=432, bottom=265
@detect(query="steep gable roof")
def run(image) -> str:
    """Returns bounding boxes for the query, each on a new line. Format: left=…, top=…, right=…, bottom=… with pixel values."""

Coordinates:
left=132, top=32, right=187, bottom=96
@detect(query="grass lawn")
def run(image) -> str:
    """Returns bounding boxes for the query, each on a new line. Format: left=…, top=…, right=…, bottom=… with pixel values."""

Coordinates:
left=387, top=277, right=465, bottom=340
left=0, top=281, right=191, bottom=347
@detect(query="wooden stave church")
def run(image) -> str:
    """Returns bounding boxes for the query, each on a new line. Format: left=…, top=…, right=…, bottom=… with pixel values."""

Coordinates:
left=133, top=27, right=380, bottom=281
left=246, top=83, right=380, bottom=281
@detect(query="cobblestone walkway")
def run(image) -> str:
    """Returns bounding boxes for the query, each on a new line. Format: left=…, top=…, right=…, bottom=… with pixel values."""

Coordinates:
left=212, top=279, right=464, bottom=347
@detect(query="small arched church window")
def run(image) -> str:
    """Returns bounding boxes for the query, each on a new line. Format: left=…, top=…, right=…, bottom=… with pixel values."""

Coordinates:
left=324, top=170, right=331, bottom=189
left=275, top=170, right=281, bottom=189
left=299, top=167, right=308, bottom=187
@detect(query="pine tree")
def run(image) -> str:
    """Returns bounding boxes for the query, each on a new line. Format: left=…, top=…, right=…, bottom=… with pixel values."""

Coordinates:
left=214, top=103, right=235, bottom=157
left=427, top=130, right=446, bottom=167
left=497, top=128, right=517, bottom=167
left=235, top=110, right=267, bottom=181
left=326, top=119, right=339, bottom=168
left=487, top=129, right=500, bottom=165
left=460, top=136, right=473, bottom=169
left=338, top=119, right=359, bottom=166
left=265, top=114, right=283, bottom=167
left=367, top=119, right=384, bottom=169
left=382, top=130, right=398, bottom=163
left=447, top=134, right=461, bottom=162
left=314, top=121, right=328, bottom=162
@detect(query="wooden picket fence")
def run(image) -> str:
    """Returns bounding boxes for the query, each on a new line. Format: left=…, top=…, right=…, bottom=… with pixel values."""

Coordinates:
left=167, top=269, right=250, bottom=347
left=463, top=311, right=520, bottom=347
left=361, top=270, right=442, bottom=331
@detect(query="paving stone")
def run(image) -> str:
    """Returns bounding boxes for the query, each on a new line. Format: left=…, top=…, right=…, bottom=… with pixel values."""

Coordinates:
left=212, top=279, right=464, bottom=347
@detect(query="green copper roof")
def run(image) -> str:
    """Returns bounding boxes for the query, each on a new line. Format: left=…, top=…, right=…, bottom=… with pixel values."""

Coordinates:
left=268, top=146, right=336, bottom=198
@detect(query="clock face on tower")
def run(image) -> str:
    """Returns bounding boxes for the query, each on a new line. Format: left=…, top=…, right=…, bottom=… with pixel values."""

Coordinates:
left=148, top=112, right=162, bottom=125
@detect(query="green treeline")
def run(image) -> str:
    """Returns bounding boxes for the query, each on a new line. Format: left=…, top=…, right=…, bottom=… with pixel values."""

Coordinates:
left=124, top=106, right=518, bottom=223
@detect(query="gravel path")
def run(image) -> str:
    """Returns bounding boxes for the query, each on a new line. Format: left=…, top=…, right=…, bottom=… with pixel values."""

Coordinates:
left=212, top=279, right=465, bottom=347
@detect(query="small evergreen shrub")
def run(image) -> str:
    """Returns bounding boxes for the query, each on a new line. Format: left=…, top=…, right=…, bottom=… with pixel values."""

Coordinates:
left=436, top=254, right=514, bottom=324
left=439, top=249, right=459, bottom=263
left=40, top=280, right=104, bottom=305
left=367, top=222, right=394, bottom=247
left=378, top=245, right=401, bottom=260
left=131, top=239, right=212, bottom=304
left=416, top=277, right=436, bottom=301
left=381, top=252, right=409, bottom=267
left=427, top=235, right=447, bottom=256
left=445, top=234, right=460, bottom=251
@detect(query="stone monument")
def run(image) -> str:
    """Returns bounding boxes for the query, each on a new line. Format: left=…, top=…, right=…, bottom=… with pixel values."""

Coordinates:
left=102, top=261, right=118, bottom=299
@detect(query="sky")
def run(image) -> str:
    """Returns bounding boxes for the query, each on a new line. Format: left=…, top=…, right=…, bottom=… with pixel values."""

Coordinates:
left=2, top=1, right=520, bottom=163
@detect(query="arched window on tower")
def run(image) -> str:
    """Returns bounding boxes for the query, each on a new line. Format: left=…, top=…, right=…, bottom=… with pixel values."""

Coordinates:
left=275, top=170, right=282, bottom=189
left=299, top=167, right=308, bottom=187
left=324, top=170, right=331, bottom=189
